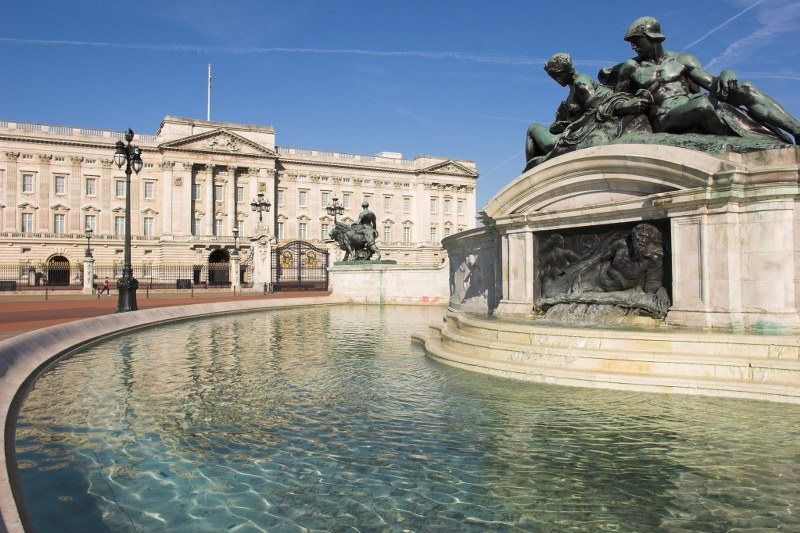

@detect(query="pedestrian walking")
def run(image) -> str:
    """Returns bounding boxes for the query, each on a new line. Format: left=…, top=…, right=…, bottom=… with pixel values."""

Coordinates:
left=99, top=277, right=110, bottom=295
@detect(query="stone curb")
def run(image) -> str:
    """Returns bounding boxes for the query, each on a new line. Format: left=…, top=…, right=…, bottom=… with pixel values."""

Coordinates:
left=0, top=295, right=347, bottom=533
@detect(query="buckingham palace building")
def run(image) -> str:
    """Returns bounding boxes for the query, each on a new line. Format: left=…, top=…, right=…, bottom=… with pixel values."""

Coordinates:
left=0, top=116, right=477, bottom=283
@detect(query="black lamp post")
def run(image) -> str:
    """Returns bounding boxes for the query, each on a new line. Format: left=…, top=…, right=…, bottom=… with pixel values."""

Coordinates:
left=250, top=192, right=271, bottom=222
left=326, top=196, right=345, bottom=223
left=232, top=226, right=240, bottom=256
left=113, top=128, right=143, bottom=313
left=84, top=227, right=93, bottom=258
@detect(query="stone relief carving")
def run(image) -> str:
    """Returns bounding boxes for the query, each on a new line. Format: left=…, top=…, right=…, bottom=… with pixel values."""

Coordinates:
left=450, top=250, right=489, bottom=309
left=535, top=223, right=670, bottom=319
left=205, top=135, right=240, bottom=152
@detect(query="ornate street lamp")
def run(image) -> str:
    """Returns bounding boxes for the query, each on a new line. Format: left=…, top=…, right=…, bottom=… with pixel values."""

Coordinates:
left=250, top=192, right=271, bottom=222
left=84, top=227, right=93, bottom=258
left=232, top=226, right=240, bottom=256
left=326, top=196, right=345, bottom=223
left=113, top=128, right=143, bottom=312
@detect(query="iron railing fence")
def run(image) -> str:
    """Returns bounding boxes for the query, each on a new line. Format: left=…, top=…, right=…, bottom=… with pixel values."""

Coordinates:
left=93, top=262, right=234, bottom=289
left=0, top=261, right=244, bottom=291
left=0, top=261, right=83, bottom=290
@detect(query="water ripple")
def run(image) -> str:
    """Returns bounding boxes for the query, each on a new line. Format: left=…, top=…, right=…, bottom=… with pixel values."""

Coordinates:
left=15, top=305, right=800, bottom=531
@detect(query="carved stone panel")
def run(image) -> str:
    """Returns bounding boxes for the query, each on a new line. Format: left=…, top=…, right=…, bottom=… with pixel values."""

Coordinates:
left=534, top=220, right=672, bottom=319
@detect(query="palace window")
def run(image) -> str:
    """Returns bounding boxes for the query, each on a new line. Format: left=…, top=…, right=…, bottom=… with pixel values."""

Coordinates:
left=53, top=214, right=65, bottom=233
left=21, top=174, right=34, bottom=193
left=144, top=181, right=154, bottom=199
left=430, top=225, right=437, bottom=242
left=299, top=190, right=308, bottom=208
left=384, top=196, right=392, bottom=211
left=143, top=217, right=154, bottom=236
left=192, top=218, right=201, bottom=236
left=214, top=184, right=223, bottom=200
left=85, top=177, right=96, bottom=196
left=430, top=197, right=437, bottom=214
left=403, top=197, right=411, bottom=213
left=192, top=183, right=201, bottom=200
left=321, top=191, right=330, bottom=208
left=115, top=180, right=125, bottom=198
left=444, top=198, right=452, bottom=214
left=403, top=226, right=411, bottom=244
left=54, top=175, right=66, bottom=195
left=237, top=219, right=245, bottom=237
left=84, top=214, right=96, bottom=232
left=114, top=216, right=125, bottom=236
left=321, top=223, right=329, bottom=240
left=277, top=189, right=285, bottom=206
left=444, top=226, right=451, bottom=237
left=214, top=219, right=223, bottom=236
left=383, top=225, right=392, bottom=242
left=21, top=213, right=33, bottom=233
left=342, top=192, right=351, bottom=209
left=277, top=222, right=285, bottom=239
left=457, top=199, right=465, bottom=215
left=299, top=222, right=307, bottom=239
left=236, top=186, right=244, bottom=203
left=363, top=193, right=373, bottom=206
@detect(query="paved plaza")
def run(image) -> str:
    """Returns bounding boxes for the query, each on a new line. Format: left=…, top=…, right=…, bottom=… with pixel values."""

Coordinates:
left=0, top=290, right=330, bottom=341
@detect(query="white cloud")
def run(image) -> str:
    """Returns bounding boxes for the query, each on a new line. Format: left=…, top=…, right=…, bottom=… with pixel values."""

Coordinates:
left=0, top=37, right=612, bottom=69
left=705, top=0, right=800, bottom=71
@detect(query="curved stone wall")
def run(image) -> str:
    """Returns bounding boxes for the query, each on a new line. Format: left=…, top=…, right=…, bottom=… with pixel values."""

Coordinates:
left=0, top=295, right=346, bottom=533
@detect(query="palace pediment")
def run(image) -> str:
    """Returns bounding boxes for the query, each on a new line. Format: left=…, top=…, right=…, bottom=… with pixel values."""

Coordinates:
left=159, top=129, right=277, bottom=158
left=421, top=160, right=478, bottom=177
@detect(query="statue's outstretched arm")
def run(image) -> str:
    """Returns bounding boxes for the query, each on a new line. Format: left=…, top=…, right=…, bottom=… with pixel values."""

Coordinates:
left=681, top=53, right=714, bottom=91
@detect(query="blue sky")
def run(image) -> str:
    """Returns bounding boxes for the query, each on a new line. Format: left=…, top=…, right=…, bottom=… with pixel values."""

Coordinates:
left=2, top=0, right=799, bottom=209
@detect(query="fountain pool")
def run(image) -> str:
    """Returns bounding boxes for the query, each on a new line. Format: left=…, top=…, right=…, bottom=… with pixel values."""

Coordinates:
left=13, top=305, right=800, bottom=531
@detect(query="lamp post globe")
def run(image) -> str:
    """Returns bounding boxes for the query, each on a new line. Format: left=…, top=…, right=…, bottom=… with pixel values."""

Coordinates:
left=114, top=127, right=142, bottom=313
left=84, top=227, right=93, bottom=258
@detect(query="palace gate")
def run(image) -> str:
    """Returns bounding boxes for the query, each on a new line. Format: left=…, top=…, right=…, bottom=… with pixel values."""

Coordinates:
left=271, top=240, right=329, bottom=291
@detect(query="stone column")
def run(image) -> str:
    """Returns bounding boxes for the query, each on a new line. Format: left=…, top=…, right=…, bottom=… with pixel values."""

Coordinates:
left=173, top=162, right=191, bottom=236
left=160, top=161, right=175, bottom=237
left=230, top=252, right=241, bottom=291
left=99, top=159, right=113, bottom=235
left=69, top=156, right=83, bottom=232
left=204, top=164, right=214, bottom=236
left=495, top=230, right=536, bottom=315
left=4, top=152, right=19, bottom=231
left=83, top=257, right=95, bottom=294
left=249, top=224, right=273, bottom=292
left=225, top=166, right=236, bottom=236
left=37, top=154, right=52, bottom=231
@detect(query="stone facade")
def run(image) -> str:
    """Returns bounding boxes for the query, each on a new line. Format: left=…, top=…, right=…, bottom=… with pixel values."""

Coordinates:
left=0, top=116, right=478, bottom=268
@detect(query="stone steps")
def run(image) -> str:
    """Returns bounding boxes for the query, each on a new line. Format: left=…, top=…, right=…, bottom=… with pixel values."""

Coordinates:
left=448, top=314, right=800, bottom=360
left=435, top=323, right=800, bottom=386
left=417, top=312, right=800, bottom=403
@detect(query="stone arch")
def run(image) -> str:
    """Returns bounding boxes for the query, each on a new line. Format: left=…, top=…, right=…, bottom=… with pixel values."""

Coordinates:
left=45, top=254, right=71, bottom=286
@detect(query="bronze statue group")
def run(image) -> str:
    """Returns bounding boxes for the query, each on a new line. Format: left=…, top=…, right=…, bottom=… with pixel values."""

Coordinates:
left=525, top=16, right=800, bottom=171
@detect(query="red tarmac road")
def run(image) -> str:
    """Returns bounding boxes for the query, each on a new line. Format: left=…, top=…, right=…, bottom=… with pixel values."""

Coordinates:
left=0, top=291, right=331, bottom=341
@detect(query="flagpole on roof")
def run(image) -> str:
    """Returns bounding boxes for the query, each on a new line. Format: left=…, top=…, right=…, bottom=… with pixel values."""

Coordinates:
left=207, top=63, right=212, bottom=121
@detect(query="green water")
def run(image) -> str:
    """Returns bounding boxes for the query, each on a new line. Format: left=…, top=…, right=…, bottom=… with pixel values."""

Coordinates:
left=14, top=305, right=800, bottom=531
